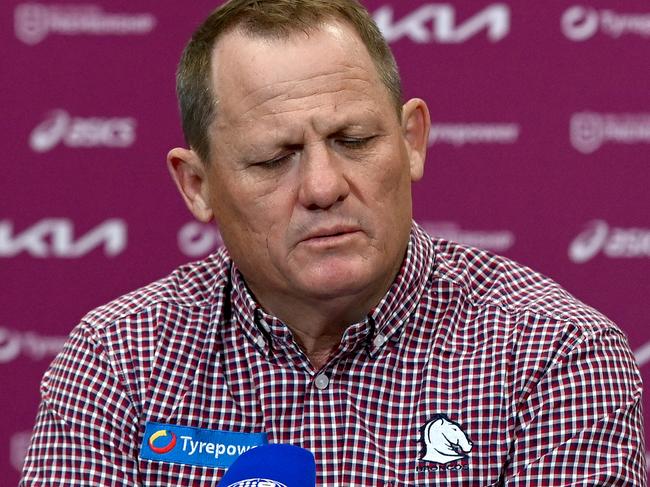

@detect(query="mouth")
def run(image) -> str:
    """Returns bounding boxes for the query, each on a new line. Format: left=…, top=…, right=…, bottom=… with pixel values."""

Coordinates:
left=299, top=226, right=363, bottom=247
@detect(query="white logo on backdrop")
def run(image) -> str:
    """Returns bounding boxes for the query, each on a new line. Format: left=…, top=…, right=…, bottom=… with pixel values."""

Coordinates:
left=178, top=222, right=224, bottom=258
left=0, top=327, right=66, bottom=364
left=11, top=431, right=33, bottom=472
left=29, top=110, right=136, bottom=153
left=226, top=481, right=286, bottom=487
left=422, top=222, right=515, bottom=252
left=562, top=6, right=650, bottom=41
left=428, top=123, right=520, bottom=146
left=634, top=338, right=650, bottom=473
left=0, top=219, right=127, bottom=258
left=374, top=4, right=510, bottom=44
left=634, top=341, right=650, bottom=369
left=570, top=112, right=650, bottom=154
left=562, top=6, right=600, bottom=41
left=569, top=220, right=650, bottom=264
left=634, top=335, right=650, bottom=475
left=14, top=3, right=156, bottom=45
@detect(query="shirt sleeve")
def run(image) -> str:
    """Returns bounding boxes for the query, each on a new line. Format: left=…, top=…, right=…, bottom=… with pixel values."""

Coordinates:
left=20, top=322, right=142, bottom=486
left=505, top=325, right=646, bottom=486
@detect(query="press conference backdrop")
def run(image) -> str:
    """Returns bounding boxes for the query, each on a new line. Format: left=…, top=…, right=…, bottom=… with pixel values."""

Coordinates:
left=2, top=1, right=649, bottom=482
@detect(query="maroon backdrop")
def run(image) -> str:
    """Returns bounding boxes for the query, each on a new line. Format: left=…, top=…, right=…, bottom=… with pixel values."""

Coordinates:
left=2, top=1, right=649, bottom=482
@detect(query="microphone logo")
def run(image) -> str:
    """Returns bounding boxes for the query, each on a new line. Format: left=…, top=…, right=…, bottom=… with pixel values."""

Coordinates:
left=225, top=480, right=287, bottom=487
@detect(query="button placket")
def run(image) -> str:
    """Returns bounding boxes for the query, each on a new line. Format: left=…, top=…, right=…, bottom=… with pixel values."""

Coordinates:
left=254, top=335, right=266, bottom=349
left=373, top=333, right=387, bottom=348
left=314, top=373, right=330, bottom=390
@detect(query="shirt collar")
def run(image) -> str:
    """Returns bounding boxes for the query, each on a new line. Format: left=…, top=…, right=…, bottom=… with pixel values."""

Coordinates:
left=229, top=221, right=434, bottom=358
left=365, top=221, right=434, bottom=355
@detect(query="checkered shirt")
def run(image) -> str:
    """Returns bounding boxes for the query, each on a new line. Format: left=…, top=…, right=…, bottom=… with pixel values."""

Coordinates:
left=21, top=222, right=645, bottom=486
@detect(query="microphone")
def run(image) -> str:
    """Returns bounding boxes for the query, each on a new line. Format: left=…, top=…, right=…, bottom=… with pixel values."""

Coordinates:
left=219, top=443, right=316, bottom=487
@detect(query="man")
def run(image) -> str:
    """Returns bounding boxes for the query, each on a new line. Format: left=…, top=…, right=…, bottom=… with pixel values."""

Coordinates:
left=22, top=0, right=645, bottom=485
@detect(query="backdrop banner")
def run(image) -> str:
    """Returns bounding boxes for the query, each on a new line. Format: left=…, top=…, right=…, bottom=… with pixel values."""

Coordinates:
left=2, top=1, right=649, bottom=483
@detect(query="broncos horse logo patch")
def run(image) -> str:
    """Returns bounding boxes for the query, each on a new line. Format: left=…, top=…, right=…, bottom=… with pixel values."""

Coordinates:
left=419, top=414, right=473, bottom=465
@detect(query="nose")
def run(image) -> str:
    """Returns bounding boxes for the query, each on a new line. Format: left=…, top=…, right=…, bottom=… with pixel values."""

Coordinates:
left=297, top=143, right=350, bottom=210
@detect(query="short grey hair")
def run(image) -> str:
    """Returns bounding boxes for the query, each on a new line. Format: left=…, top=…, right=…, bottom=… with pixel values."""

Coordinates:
left=176, top=0, right=403, bottom=163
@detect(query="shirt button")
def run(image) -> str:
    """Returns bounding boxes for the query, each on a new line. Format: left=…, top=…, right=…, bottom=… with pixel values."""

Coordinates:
left=314, top=373, right=330, bottom=390
left=373, top=334, right=387, bottom=348
left=255, top=335, right=265, bottom=348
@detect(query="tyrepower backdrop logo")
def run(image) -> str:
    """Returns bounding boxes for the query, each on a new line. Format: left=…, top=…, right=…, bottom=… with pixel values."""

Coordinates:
left=0, top=327, right=66, bottom=364
left=562, top=5, right=650, bottom=42
left=428, top=123, right=520, bottom=147
left=422, top=221, right=515, bottom=253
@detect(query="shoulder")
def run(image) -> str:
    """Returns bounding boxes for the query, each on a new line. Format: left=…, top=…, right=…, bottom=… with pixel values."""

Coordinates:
left=81, top=247, right=231, bottom=331
left=47, top=248, right=234, bottom=407
left=421, top=233, right=641, bottom=402
left=426, top=234, right=615, bottom=336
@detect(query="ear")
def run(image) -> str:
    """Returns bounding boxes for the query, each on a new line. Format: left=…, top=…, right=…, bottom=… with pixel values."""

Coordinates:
left=401, top=98, right=430, bottom=182
left=166, top=147, right=214, bottom=222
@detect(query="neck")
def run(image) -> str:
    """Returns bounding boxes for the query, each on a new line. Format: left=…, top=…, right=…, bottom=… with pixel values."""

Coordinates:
left=248, top=279, right=394, bottom=370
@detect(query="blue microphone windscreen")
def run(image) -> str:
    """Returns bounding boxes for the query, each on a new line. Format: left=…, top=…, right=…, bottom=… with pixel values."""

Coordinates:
left=219, top=443, right=316, bottom=487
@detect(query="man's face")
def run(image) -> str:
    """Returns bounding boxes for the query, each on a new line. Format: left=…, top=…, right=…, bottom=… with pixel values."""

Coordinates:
left=194, top=21, right=427, bottom=308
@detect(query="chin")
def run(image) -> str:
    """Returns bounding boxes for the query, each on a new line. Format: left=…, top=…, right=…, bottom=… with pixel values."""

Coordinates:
left=297, top=264, right=380, bottom=300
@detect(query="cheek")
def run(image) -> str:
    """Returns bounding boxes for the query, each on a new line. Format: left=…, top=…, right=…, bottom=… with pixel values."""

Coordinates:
left=212, top=176, right=294, bottom=251
left=363, top=152, right=412, bottom=208
left=361, top=154, right=414, bottom=248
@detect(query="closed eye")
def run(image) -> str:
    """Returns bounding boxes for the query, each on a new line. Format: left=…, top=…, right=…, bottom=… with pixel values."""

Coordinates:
left=253, top=152, right=295, bottom=169
left=336, top=136, right=375, bottom=149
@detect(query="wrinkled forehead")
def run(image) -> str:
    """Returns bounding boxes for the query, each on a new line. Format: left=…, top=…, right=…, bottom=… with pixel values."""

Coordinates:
left=208, top=21, right=386, bottom=120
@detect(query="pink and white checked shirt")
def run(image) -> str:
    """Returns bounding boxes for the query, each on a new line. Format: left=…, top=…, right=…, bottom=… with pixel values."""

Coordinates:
left=21, top=223, right=645, bottom=486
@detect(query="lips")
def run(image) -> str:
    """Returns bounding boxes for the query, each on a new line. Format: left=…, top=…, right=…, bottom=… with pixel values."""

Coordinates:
left=300, top=225, right=362, bottom=245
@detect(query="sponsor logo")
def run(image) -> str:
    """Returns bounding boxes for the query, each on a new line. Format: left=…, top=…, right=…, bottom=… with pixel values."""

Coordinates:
left=0, top=327, right=67, bottom=364
left=0, top=218, right=127, bottom=258
left=419, top=414, right=473, bottom=465
left=429, top=123, right=520, bottom=146
left=147, top=430, right=177, bottom=454
left=422, top=222, right=515, bottom=252
left=374, top=4, right=510, bottom=44
left=562, top=6, right=599, bottom=41
left=562, top=6, right=650, bottom=42
left=14, top=3, right=156, bottom=45
left=10, top=431, right=32, bottom=472
left=140, top=422, right=267, bottom=469
left=178, top=222, right=224, bottom=258
left=634, top=341, right=650, bottom=368
left=176, top=436, right=255, bottom=460
left=226, top=481, right=287, bottom=487
left=631, top=343, right=650, bottom=473
left=569, top=220, right=650, bottom=263
left=30, top=109, right=136, bottom=153
left=570, top=112, right=650, bottom=154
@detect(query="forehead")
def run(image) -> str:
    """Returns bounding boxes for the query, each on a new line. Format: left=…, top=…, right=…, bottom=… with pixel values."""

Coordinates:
left=209, top=21, right=392, bottom=126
